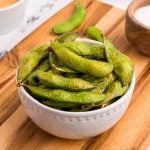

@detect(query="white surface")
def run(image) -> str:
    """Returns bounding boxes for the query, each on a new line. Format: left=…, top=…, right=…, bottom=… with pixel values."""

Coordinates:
left=134, top=6, right=150, bottom=27
left=0, top=0, right=132, bottom=59
left=0, top=0, right=73, bottom=59
left=100, top=0, right=132, bottom=10
left=18, top=38, right=136, bottom=139
left=0, top=0, right=28, bottom=35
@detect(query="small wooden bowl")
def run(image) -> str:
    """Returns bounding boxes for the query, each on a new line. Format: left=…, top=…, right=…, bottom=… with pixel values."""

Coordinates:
left=125, top=0, right=150, bottom=56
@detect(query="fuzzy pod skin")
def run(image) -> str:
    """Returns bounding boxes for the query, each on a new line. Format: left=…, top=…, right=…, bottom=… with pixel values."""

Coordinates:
left=27, top=85, right=105, bottom=104
left=50, top=42, right=113, bottom=78
left=49, top=52, right=77, bottom=73
left=55, top=32, right=79, bottom=43
left=104, top=36, right=133, bottom=85
left=91, top=73, right=116, bottom=93
left=17, top=52, right=40, bottom=84
left=31, top=43, right=50, bottom=59
left=37, top=71, right=96, bottom=91
left=62, top=41, right=105, bottom=60
left=86, top=26, right=103, bottom=43
left=52, top=2, right=86, bottom=34
left=102, top=80, right=129, bottom=104
left=17, top=44, right=50, bottom=84
left=27, top=59, right=51, bottom=86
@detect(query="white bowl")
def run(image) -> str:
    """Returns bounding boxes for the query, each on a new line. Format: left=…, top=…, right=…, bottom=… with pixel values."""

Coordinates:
left=0, top=0, right=28, bottom=35
left=18, top=39, right=135, bottom=139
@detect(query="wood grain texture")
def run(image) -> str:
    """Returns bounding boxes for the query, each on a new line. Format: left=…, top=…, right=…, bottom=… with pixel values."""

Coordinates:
left=0, top=0, right=150, bottom=149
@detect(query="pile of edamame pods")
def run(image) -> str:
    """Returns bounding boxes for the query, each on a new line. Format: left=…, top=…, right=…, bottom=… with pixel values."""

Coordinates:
left=17, top=27, right=134, bottom=112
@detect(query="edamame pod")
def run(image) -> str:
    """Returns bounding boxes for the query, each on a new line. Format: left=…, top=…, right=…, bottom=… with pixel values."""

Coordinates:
left=102, top=80, right=129, bottom=104
left=91, top=73, right=116, bottom=93
left=17, top=52, right=40, bottom=84
left=51, top=42, right=113, bottom=78
left=31, top=43, right=50, bottom=59
left=42, top=100, right=79, bottom=108
left=26, top=85, right=105, bottom=104
left=37, top=71, right=96, bottom=91
left=27, top=59, right=51, bottom=85
left=49, top=52, right=77, bottom=73
left=18, top=43, right=50, bottom=84
left=86, top=26, right=103, bottom=43
left=104, top=36, right=133, bottom=85
left=52, top=2, right=86, bottom=34
left=55, top=32, right=79, bottom=43
left=62, top=41, right=105, bottom=59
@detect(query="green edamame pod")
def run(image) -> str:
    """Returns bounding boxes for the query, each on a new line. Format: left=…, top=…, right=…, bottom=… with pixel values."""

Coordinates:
left=55, top=32, right=79, bottom=43
left=49, top=52, right=77, bottom=73
left=18, top=43, right=50, bottom=84
left=102, top=80, right=129, bottom=104
left=17, top=52, right=40, bottom=84
left=31, top=43, right=50, bottom=59
left=26, top=85, right=105, bottom=104
left=42, top=100, right=79, bottom=108
left=91, top=73, right=116, bottom=93
left=37, top=71, right=96, bottom=91
left=27, top=59, right=51, bottom=86
left=104, top=36, right=133, bottom=85
left=52, top=2, right=86, bottom=34
left=62, top=41, right=105, bottom=60
left=86, top=26, right=103, bottom=43
left=51, top=42, right=113, bottom=78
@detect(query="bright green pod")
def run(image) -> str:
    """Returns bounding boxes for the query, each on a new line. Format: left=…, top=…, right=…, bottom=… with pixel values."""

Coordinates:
left=37, top=71, right=96, bottom=91
left=86, top=26, right=103, bottom=43
left=104, top=36, right=133, bottom=85
left=91, top=73, right=116, bottom=93
left=17, top=43, right=50, bottom=84
left=17, top=52, right=40, bottom=84
left=31, top=43, right=50, bottom=59
left=49, top=52, right=77, bottom=73
left=26, top=85, right=105, bottom=104
left=27, top=59, right=51, bottom=86
left=52, top=2, right=86, bottom=34
left=62, top=41, right=105, bottom=60
left=50, top=42, right=113, bottom=78
left=102, top=80, right=129, bottom=104
left=55, top=32, right=79, bottom=43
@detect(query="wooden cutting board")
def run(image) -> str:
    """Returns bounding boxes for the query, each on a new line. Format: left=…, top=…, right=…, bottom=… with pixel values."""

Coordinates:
left=0, top=0, right=150, bottom=149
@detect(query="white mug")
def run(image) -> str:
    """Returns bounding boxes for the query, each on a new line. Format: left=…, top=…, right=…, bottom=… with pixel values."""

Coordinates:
left=0, top=0, right=28, bottom=35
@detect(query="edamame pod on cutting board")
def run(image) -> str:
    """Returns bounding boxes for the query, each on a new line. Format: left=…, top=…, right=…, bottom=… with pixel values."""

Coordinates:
left=52, top=2, right=86, bottom=34
left=50, top=42, right=113, bottom=78
left=26, top=85, right=105, bottom=104
left=37, top=70, right=96, bottom=91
